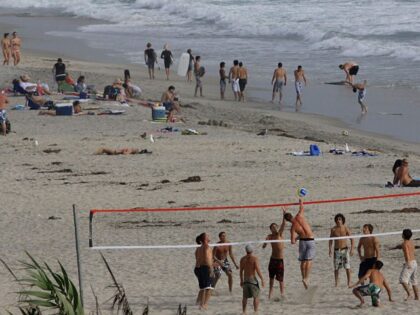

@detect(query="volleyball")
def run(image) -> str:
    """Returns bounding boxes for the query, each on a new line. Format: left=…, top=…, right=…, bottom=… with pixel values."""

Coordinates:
left=297, top=187, right=308, bottom=198
left=342, top=130, right=349, bottom=136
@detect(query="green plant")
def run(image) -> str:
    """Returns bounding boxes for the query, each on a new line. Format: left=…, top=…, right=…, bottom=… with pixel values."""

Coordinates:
left=1, top=252, right=84, bottom=315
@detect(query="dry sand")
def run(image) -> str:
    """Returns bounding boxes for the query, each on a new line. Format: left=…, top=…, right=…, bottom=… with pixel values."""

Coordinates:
left=1, top=53, right=420, bottom=314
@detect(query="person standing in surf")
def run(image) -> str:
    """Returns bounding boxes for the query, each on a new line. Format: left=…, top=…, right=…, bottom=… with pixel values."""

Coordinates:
left=229, top=60, right=240, bottom=101
left=219, top=62, right=228, bottom=100
left=1, top=33, right=11, bottom=66
left=161, top=44, right=174, bottom=80
left=11, top=32, right=21, bottom=66
left=194, top=56, right=204, bottom=97
left=271, top=63, right=287, bottom=105
left=238, top=62, right=248, bottom=102
left=144, top=42, right=157, bottom=80
left=187, top=48, right=195, bottom=83
left=339, top=61, right=359, bottom=84
left=294, top=65, right=307, bottom=111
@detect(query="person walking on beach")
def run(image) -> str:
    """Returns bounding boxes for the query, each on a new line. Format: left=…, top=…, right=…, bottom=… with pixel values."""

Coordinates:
left=194, top=56, right=204, bottom=97
left=229, top=60, right=240, bottom=101
left=262, top=207, right=286, bottom=299
left=1, top=33, right=11, bottom=65
left=294, top=65, right=307, bottom=110
left=357, top=224, right=380, bottom=282
left=219, top=62, right=228, bottom=100
left=339, top=61, right=359, bottom=84
left=400, top=228, right=419, bottom=300
left=144, top=43, right=157, bottom=80
left=0, top=91, right=9, bottom=136
left=187, top=49, right=195, bottom=82
left=161, top=44, right=174, bottom=80
left=238, top=62, right=248, bottom=102
left=196, top=233, right=214, bottom=310
left=11, top=32, right=21, bottom=66
left=271, top=63, right=287, bottom=105
left=349, top=260, right=393, bottom=307
left=240, top=245, right=264, bottom=315
left=347, top=80, right=368, bottom=114
left=284, top=199, right=315, bottom=289
left=212, top=231, right=239, bottom=293
left=393, top=159, right=420, bottom=187
left=52, top=58, right=66, bottom=92
left=329, top=213, right=354, bottom=287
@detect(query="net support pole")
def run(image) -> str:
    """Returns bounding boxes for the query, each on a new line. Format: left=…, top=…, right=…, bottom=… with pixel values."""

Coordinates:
left=73, top=204, right=84, bottom=307
left=89, top=210, right=94, bottom=248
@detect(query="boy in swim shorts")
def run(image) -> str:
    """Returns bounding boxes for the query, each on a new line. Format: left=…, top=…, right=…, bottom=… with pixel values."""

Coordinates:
left=400, top=229, right=419, bottom=300
left=349, top=260, right=393, bottom=307
left=329, top=213, right=354, bottom=286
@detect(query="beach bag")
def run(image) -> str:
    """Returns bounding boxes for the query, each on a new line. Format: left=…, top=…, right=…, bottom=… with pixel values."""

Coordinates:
left=0, top=119, right=11, bottom=134
left=309, top=144, right=320, bottom=156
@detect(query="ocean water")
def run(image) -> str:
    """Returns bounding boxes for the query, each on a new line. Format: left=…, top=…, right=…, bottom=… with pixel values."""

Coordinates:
left=1, top=0, right=420, bottom=142
left=2, top=0, right=420, bottom=86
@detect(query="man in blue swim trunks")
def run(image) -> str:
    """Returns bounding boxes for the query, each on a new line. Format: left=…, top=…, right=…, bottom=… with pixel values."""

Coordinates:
left=284, top=199, right=315, bottom=289
left=213, top=231, right=239, bottom=292
left=347, top=80, right=368, bottom=113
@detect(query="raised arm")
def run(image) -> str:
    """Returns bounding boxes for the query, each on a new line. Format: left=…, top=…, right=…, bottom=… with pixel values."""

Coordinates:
left=297, top=198, right=304, bottom=216
left=349, top=269, right=372, bottom=288
left=262, top=235, right=269, bottom=249
left=279, top=207, right=286, bottom=236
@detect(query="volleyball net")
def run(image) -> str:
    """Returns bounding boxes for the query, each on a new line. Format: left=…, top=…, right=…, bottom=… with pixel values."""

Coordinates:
left=89, top=191, right=420, bottom=250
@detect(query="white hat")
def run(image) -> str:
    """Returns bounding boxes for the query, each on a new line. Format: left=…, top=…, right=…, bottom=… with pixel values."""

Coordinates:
left=245, top=244, right=253, bottom=253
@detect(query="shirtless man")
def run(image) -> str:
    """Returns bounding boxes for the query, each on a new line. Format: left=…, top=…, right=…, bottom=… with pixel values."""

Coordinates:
left=347, top=80, right=367, bottom=113
left=196, top=233, right=214, bottom=310
left=394, top=159, right=420, bottom=187
left=294, top=65, right=307, bottom=109
left=357, top=224, right=380, bottom=282
left=240, top=245, right=264, bottom=315
left=0, top=91, right=9, bottom=136
left=329, top=213, right=354, bottom=286
left=1, top=33, right=11, bottom=65
left=213, top=232, right=239, bottom=292
left=194, top=56, right=204, bottom=97
left=271, top=63, right=287, bottom=104
left=11, top=32, right=21, bottom=66
left=284, top=199, right=315, bottom=289
left=228, top=60, right=240, bottom=101
left=339, top=61, right=359, bottom=84
left=349, top=260, right=393, bottom=307
left=238, top=62, right=248, bottom=102
left=400, top=229, right=419, bottom=300
left=262, top=207, right=286, bottom=298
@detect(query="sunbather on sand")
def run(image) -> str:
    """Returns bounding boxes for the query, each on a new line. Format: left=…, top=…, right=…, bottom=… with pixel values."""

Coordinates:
left=95, top=148, right=151, bottom=155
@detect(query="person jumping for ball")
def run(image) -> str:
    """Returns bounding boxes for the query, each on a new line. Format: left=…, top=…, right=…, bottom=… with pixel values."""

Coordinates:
left=284, top=199, right=315, bottom=289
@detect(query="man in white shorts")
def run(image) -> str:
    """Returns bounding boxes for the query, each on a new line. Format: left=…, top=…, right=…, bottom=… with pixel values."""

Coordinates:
left=400, top=229, right=419, bottom=300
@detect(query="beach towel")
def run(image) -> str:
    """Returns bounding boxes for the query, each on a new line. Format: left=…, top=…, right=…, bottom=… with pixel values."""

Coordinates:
left=97, top=109, right=126, bottom=115
left=351, top=150, right=378, bottom=157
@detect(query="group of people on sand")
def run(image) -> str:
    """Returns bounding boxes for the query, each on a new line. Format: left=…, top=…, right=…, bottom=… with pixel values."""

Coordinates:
left=194, top=199, right=418, bottom=313
left=1, top=32, right=21, bottom=66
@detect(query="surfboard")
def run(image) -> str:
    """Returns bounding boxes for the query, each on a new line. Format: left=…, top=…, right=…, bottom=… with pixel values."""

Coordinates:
left=177, top=53, right=190, bottom=77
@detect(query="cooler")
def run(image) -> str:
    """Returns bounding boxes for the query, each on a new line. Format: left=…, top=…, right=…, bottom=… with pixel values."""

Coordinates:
left=55, top=103, right=73, bottom=116
left=152, top=106, right=166, bottom=121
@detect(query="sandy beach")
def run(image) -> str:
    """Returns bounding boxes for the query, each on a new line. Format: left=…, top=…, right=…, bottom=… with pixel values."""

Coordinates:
left=1, top=15, right=420, bottom=315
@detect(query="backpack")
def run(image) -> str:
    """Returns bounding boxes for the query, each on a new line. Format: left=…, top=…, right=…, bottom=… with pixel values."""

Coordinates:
left=309, top=144, right=321, bottom=156
left=103, top=85, right=119, bottom=100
